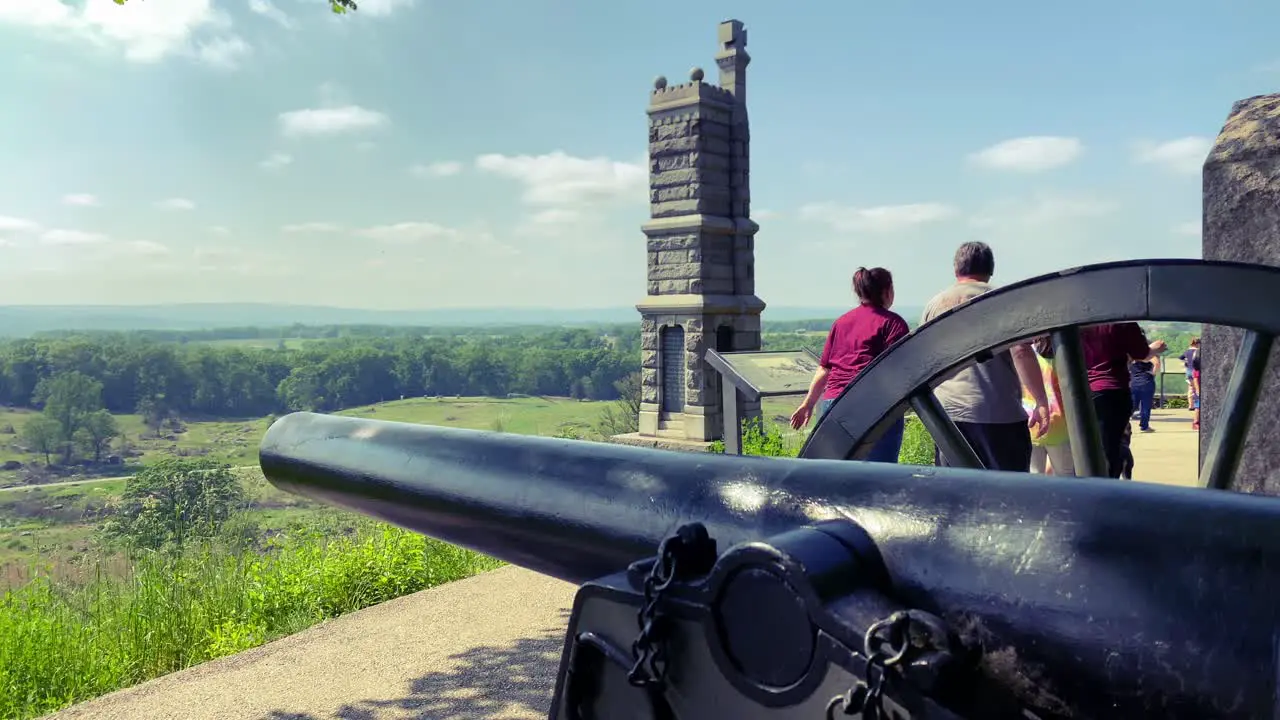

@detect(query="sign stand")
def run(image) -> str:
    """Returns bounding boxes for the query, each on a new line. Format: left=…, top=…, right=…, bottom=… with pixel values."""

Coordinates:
left=704, top=348, right=820, bottom=455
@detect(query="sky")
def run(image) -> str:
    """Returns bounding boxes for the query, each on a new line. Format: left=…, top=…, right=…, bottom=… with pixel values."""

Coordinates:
left=0, top=0, right=1275, bottom=311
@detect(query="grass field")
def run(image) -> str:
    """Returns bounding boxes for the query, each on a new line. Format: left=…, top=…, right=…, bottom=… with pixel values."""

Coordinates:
left=0, top=394, right=866, bottom=581
left=0, top=397, right=618, bottom=580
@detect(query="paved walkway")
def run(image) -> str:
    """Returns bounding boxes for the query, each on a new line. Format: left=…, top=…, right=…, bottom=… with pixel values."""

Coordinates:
left=45, top=413, right=1200, bottom=720
left=1127, top=407, right=1200, bottom=487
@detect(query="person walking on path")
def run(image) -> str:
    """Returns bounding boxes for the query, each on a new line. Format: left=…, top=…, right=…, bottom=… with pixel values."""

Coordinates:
left=1181, top=338, right=1200, bottom=410
left=1022, top=350, right=1074, bottom=476
left=1129, top=353, right=1160, bottom=432
left=1191, top=348, right=1202, bottom=430
left=920, top=242, right=1051, bottom=472
left=1080, top=323, right=1166, bottom=478
left=792, top=267, right=911, bottom=463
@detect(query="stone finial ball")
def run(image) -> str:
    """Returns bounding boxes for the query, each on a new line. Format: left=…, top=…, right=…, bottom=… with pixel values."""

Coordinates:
left=690, top=67, right=705, bottom=82
left=653, top=76, right=668, bottom=90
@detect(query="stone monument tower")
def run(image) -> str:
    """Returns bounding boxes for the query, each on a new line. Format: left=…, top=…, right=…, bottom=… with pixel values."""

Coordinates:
left=635, top=19, right=766, bottom=444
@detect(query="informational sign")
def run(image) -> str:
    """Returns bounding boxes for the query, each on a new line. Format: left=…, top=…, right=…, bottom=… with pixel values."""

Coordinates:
left=704, top=349, right=820, bottom=400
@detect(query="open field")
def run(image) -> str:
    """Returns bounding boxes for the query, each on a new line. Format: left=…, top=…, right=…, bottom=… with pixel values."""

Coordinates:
left=0, top=394, right=862, bottom=579
left=0, top=397, right=622, bottom=578
left=0, top=395, right=624, bottom=489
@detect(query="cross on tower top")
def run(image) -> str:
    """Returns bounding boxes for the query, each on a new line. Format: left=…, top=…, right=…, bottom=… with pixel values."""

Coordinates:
left=718, top=19, right=746, bottom=51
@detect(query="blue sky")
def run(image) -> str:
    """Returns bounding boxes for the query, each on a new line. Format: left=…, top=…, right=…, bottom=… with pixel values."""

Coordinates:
left=0, top=0, right=1274, bottom=310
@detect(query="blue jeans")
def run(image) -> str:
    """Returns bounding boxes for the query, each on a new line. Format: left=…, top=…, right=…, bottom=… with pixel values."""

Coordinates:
left=816, top=398, right=904, bottom=463
left=1131, top=382, right=1155, bottom=430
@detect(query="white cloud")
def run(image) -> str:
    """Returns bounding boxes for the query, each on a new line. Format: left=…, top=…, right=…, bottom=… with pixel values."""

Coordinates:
left=353, top=221, right=519, bottom=256
left=1132, top=137, right=1212, bottom=175
left=753, top=209, right=780, bottom=220
left=798, top=202, right=958, bottom=233
left=409, top=161, right=463, bottom=178
left=279, top=105, right=389, bottom=137
left=354, top=0, right=416, bottom=17
left=968, top=136, right=1083, bottom=172
left=157, top=197, right=196, bottom=211
left=40, top=228, right=110, bottom=246
left=0, top=215, right=42, bottom=232
left=119, top=240, right=171, bottom=256
left=355, top=222, right=457, bottom=244
left=1173, top=220, right=1201, bottom=237
left=208, top=225, right=231, bottom=235
left=196, top=35, right=250, bottom=70
left=475, top=151, right=646, bottom=208
left=62, top=193, right=101, bottom=207
left=529, top=208, right=582, bottom=225
left=0, top=0, right=245, bottom=67
left=282, top=222, right=342, bottom=233
left=259, top=152, right=294, bottom=171
left=248, top=0, right=292, bottom=28
left=970, top=194, right=1117, bottom=230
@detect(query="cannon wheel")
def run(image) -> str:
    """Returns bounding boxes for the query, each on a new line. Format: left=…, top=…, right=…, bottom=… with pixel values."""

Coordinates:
left=798, top=259, right=1280, bottom=488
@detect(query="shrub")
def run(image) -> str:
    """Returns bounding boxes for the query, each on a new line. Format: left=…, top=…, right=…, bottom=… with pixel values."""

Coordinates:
left=713, top=415, right=935, bottom=465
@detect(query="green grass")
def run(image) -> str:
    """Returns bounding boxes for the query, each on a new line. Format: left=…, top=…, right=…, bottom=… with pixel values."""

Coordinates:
left=0, top=397, right=611, bottom=580
left=0, top=515, right=501, bottom=720
left=336, top=395, right=607, bottom=437
left=0, top=396, right=613, bottom=489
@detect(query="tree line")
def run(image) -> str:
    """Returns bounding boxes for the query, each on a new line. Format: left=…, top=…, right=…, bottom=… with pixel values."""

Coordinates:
left=0, top=328, right=642, bottom=421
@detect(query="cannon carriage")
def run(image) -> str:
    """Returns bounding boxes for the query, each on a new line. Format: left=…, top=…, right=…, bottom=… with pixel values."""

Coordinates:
left=259, top=257, right=1280, bottom=720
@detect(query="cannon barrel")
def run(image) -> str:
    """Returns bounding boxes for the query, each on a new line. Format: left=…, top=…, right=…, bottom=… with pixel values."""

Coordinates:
left=261, top=411, right=1280, bottom=717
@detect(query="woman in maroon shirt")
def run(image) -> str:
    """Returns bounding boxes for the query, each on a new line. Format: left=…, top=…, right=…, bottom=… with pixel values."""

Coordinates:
left=791, top=267, right=911, bottom=463
left=1078, top=323, right=1166, bottom=478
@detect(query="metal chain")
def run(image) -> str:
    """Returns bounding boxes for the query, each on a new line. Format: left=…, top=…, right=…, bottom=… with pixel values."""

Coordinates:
left=627, top=523, right=716, bottom=690
left=826, top=610, right=939, bottom=719
left=627, top=533, right=680, bottom=688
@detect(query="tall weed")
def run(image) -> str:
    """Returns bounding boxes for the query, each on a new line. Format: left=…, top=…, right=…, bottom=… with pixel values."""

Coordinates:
left=0, top=517, right=501, bottom=720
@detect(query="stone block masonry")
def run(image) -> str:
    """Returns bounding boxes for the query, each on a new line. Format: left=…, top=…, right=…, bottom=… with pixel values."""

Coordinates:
left=632, top=19, right=765, bottom=445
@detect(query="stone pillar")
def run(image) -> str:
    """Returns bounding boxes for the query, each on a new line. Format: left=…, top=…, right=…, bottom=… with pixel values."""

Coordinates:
left=1201, top=93, right=1280, bottom=494
left=635, top=20, right=765, bottom=445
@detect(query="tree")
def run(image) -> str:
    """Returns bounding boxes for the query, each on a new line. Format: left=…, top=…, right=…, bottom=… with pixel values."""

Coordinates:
left=20, top=415, right=62, bottom=467
left=33, top=371, right=106, bottom=463
left=101, top=458, right=246, bottom=551
left=136, top=394, right=170, bottom=435
left=595, top=372, right=642, bottom=437
left=113, top=0, right=358, bottom=13
left=76, top=410, right=119, bottom=462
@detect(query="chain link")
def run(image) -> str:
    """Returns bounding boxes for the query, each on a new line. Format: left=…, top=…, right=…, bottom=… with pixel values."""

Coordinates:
left=826, top=610, right=936, bottom=719
left=626, top=524, right=716, bottom=690
left=627, top=534, right=680, bottom=688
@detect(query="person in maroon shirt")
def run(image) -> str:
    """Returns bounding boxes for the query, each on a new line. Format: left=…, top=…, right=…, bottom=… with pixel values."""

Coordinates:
left=1078, top=323, right=1166, bottom=478
left=791, top=267, right=911, bottom=463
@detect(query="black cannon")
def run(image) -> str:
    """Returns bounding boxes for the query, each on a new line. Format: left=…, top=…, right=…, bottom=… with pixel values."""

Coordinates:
left=260, top=259, right=1280, bottom=719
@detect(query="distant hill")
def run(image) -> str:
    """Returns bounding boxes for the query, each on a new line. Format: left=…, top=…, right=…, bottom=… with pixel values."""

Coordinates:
left=0, top=303, right=909, bottom=337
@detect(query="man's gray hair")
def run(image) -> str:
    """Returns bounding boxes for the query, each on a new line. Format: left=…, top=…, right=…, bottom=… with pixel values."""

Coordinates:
left=954, top=241, right=995, bottom=278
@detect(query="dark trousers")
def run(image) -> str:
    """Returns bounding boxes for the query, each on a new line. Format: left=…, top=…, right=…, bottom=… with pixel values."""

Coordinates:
left=1130, top=382, right=1155, bottom=430
left=935, top=420, right=1032, bottom=472
left=1093, top=389, right=1134, bottom=479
